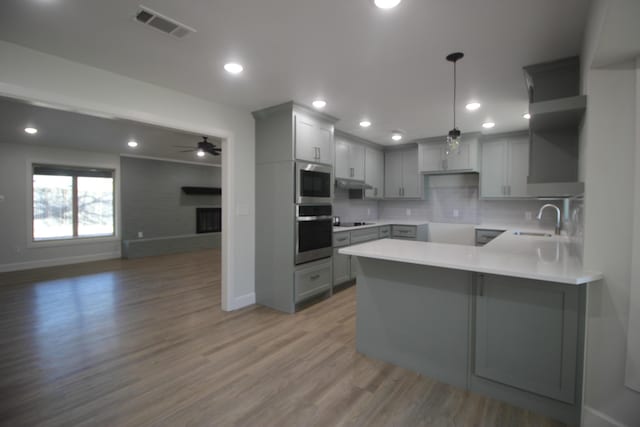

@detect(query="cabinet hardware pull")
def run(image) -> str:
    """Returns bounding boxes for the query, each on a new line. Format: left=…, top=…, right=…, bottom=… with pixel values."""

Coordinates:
left=337, top=238, right=347, bottom=242
left=478, top=274, right=484, bottom=296
left=310, top=274, right=320, bottom=280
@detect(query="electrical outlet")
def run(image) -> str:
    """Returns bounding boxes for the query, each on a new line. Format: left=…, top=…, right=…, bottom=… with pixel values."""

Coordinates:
left=453, top=209, right=460, bottom=218
left=406, top=208, right=411, bottom=216
left=138, top=231, right=144, bottom=238
left=0, top=195, right=5, bottom=202
left=525, top=211, right=533, bottom=221
left=367, top=208, right=371, bottom=216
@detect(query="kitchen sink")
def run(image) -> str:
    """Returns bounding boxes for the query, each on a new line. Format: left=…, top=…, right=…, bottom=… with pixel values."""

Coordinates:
left=512, top=231, right=554, bottom=237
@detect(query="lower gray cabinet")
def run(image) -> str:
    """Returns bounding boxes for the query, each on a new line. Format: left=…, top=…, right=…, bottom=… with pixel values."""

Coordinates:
left=294, top=259, right=332, bottom=303
left=473, top=274, right=580, bottom=404
left=333, top=248, right=351, bottom=287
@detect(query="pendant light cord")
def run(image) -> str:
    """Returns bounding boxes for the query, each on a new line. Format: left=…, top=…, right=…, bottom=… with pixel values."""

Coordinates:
left=453, top=60, right=457, bottom=130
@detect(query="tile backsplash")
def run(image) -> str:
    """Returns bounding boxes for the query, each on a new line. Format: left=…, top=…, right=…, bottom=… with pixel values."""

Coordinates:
left=337, top=174, right=564, bottom=230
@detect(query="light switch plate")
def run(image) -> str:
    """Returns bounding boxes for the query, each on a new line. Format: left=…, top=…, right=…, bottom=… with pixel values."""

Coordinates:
left=0, top=195, right=4, bottom=202
left=406, top=208, right=411, bottom=216
left=525, top=211, right=533, bottom=221
left=453, top=209, right=460, bottom=218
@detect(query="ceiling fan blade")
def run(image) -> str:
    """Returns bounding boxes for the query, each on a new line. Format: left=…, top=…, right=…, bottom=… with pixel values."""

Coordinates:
left=179, top=149, right=195, bottom=152
left=173, top=145, right=197, bottom=148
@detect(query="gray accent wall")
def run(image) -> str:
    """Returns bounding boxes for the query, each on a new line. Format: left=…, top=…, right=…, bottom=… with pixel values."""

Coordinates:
left=120, top=156, right=221, bottom=240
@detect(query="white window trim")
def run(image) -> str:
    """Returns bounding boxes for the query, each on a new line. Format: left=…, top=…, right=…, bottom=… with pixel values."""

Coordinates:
left=26, top=158, right=121, bottom=249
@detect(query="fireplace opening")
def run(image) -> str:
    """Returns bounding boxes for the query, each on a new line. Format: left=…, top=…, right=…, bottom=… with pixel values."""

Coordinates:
left=196, top=208, right=221, bottom=233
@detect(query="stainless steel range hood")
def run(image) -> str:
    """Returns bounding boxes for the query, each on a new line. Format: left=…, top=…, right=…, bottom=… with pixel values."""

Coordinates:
left=335, top=178, right=373, bottom=190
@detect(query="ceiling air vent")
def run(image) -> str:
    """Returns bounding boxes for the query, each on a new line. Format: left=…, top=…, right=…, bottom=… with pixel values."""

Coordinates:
left=134, top=6, right=196, bottom=39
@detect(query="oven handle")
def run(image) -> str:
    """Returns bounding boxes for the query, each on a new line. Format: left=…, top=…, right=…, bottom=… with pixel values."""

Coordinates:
left=296, top=216, right=333, bottom=222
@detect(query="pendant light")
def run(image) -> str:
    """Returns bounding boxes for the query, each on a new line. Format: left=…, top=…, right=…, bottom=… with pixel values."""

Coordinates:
left=445, top=52, right=464, bottom=156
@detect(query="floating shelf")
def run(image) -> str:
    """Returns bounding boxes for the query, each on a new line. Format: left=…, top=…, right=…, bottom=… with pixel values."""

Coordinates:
left=529, top=95, right=587, bottom=132
left=181, top=186, right=221, bottom=195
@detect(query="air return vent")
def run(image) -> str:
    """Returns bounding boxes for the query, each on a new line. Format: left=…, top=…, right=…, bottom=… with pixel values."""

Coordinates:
left=134, top=6, right=196, bottom=39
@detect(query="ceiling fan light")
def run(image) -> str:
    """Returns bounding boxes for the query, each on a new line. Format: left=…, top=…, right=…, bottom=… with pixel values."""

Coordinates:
left=197, top=149, right=206, bottom=157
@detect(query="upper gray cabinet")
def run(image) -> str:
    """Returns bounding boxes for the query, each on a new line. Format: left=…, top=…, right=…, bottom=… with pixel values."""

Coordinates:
left=480, top=133, right=529, bottom=198
left=294, top=111, right=334, bottom=166
left=364, top=147, right=384, bottom=199
left=418, top=136, right=479, bottom=174
left=384, top=147, right=422, bottom=199
left=335, top=137, right=365, bottom=180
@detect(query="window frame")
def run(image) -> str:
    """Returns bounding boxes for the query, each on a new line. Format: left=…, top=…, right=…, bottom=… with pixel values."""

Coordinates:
left=31, top=164, right=117, bottom=244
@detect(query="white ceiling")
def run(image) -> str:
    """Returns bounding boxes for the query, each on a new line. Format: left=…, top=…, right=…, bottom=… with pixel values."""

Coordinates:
left=0, top=0, right=589, bottom=145
left=0, top=96, right=222, bottom=165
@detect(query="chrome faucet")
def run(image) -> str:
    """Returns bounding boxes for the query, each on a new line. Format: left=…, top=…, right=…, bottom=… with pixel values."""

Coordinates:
left=537, top=204, right=562, bottom=235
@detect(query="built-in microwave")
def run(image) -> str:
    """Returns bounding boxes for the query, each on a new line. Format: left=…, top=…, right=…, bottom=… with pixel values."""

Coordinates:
left=295, top=161, right=333, bottom=204
left=295, top=204, right=333, bottom=265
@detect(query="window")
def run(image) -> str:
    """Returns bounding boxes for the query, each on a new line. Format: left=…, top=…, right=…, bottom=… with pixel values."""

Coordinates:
left=33, top=165, right=115, bottom=241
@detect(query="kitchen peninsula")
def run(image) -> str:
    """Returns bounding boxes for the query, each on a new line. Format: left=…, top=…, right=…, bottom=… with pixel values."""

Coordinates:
left=340, top=231, right=602, bottom=425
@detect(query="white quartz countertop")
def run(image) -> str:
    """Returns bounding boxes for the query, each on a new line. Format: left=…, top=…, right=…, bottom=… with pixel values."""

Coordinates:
left=333, top=219, right=429, bottom=232
left=339, top=230, right=602, bottom=285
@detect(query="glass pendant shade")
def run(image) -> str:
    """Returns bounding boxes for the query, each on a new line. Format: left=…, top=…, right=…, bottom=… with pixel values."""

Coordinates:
left=446, top=129, right=461, bottom=156
left=445, top=52, right=464, bottom=157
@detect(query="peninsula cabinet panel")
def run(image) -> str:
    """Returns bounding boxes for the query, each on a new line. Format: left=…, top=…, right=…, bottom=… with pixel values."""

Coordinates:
left=473, top=274, right=580, bottom=404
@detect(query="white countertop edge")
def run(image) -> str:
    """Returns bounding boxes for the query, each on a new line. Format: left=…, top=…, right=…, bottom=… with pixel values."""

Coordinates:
left=339, top=241, right=603, bottom=285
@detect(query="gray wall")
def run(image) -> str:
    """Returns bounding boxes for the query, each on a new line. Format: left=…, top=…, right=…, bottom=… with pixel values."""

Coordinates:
left=120, top=156, right=221, bottom=240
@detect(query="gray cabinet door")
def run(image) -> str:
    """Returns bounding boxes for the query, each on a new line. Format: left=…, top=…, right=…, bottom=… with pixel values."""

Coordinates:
left=334, top=138, right=350, bottom=179
left=480, top=139, right=508, bottom=197
left=419, top=142, right=444, bottom=173
left=365, top=147, right=384, bottom=199
left=401, top=148, right=421, bottom=198
left=474, top=274, right=579, bottom=403
left=506, top=136, right=530, bottom=197
left=350, top=142, right=366, bottom=181
left=294, top=112, right=333, bottom=165
left=384, top=150, right=403, bottom=198
left=333, top=248, right=351, bottom=286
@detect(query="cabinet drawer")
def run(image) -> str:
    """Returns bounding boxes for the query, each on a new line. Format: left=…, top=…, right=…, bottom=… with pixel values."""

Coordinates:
left=333, top=232, right=351, bottom=248
left=350, top=228, right=380, bottom=244
left=378, top=226, right=391, bottom=238
left=392, top=225, right=417, bottom=238
left=295, top=261, right=332, bottom=303
left=475, top=229, right=504, bottom=246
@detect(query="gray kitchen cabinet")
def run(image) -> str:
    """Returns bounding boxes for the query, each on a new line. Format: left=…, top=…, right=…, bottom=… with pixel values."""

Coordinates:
left=418, top=136, right=479, bottom=174
left=350, top=227, right=380, bottom=244
left=294, top=111, right=334, bottom=166
left=364, top=147, right=384, bottom=199
left=294, top=258, right=332, bottom=303
left=473, top=274, right=580, bottom=404
left=379, top=225, right=391, bottom=238
left=384, top=147, right=422, bottom=199
left=333, top=248, right=351, bottom=286
left=480, top=133, right=529, bottom=198
left=391, top=224, right=429, bottom=241
left=335, top=137, right=365, bottom=180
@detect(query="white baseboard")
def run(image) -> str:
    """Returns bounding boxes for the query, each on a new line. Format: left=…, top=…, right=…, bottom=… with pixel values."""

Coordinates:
left=582, top=406, right=630, bottom=427
left=0, top=251, right=121, bottom=273
left=231, top=292, right=256, bottom=310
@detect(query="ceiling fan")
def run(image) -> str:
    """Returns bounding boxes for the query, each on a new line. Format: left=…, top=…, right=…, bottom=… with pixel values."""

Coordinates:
left=175, top=136, right=221, bottom=157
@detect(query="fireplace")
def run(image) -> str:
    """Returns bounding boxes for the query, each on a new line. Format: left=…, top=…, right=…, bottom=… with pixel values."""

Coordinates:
left=196, top=208, right=221, bottom=233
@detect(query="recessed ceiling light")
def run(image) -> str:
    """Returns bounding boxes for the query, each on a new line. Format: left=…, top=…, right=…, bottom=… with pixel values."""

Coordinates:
left=127, top=140, right=138, bottom=148
left=312, top=99, right=327, bottom=109
left=523, top=113, right=531, bottom=120
left=224, top=63, right=243, bottom=74
left=465, top=102, right=481, bottom=111
left=374, top=0, right=402, bottom=9
left=391, top=132, right=403, bottom=141
left=359, top=120, right=372, bottom=128
left=482, top=121, right=496, bottom=129
left=197, top=149, right=206, bottom=157
left=24, top=127, right=38, bottom=135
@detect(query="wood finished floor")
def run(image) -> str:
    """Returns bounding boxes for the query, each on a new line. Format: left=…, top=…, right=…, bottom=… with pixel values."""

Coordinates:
left=0, top=250, right=567, bottom=427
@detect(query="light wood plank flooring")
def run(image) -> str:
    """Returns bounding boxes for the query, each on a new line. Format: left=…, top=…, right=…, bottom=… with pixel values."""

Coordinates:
left=0, top=250, right=567, bottom=427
